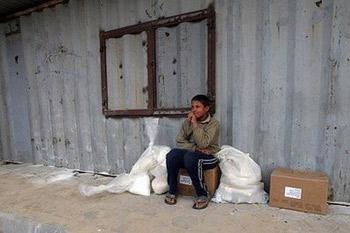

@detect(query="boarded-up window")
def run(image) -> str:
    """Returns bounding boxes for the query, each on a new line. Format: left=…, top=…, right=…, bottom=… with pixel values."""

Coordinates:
left=156, top=22, right=207, bottom=110
left=106, top=33, right=148, bottom=110
left=100, top=6, right=215, bottom=117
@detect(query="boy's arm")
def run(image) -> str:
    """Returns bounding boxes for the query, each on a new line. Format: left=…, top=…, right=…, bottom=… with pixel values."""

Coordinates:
left=176, top=121, right=196, bottom=150
left=192, top=120, right=219, bottom=149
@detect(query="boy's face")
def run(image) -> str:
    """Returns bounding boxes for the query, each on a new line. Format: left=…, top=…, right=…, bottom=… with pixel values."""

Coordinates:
left=191, top=100, right=209, bottom=120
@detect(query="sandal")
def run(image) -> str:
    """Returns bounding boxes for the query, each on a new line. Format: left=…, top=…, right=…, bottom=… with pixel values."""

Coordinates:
left=164, top=193, right=177, bottom=205
left=192, top=196, right=209, bottom=210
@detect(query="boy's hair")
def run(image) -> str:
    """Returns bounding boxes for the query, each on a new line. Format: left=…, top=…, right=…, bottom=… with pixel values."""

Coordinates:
left=191, top=94, right=211, bottom=107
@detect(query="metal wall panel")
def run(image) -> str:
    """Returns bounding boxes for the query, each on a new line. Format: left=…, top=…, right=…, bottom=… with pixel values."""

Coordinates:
left=0, top=0, right=349, bottom=201
left=0, top=24, right=11, bottom=161
left=4, top=33, right=32, bottom=162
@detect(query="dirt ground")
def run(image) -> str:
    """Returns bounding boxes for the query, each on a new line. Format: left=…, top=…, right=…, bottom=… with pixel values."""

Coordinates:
left=0, top=163, right=349, bottom=233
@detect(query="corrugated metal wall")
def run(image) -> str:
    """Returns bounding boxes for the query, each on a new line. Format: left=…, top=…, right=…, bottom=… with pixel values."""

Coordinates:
left=0, top=0, right=349, bottom=202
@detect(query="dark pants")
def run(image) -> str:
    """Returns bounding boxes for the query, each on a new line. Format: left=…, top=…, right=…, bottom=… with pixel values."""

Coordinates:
left=166, top=148, right=219, bottom=197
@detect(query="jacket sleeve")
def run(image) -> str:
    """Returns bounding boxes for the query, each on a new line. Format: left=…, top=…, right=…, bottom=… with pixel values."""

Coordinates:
left=176, top=121, right=196, bottom=150
left=192, top=120, right=219, bottom=149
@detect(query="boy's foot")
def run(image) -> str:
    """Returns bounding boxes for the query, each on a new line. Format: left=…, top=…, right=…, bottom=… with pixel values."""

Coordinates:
left=192, top=196, right=209, bottom=210
left=164, top=193, right=177, bottom=205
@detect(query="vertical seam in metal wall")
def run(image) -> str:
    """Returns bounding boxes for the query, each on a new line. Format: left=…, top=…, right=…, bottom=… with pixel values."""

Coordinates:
left=0, top=27, right=12, bottom=161
left=318, top=0, right=334, bottom=173
left=232, top=0, right=242, bottom=147
left=283, top=0, right=297, bottom=168
left=253, top=0, right=265, bottom=167
left=225, top=0, right=233, bottom=144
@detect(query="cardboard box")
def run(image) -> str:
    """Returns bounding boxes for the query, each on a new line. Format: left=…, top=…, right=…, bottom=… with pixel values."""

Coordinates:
left=269, top=168, right=329, bottom=215
left=177, top=166, right=220, bottom=197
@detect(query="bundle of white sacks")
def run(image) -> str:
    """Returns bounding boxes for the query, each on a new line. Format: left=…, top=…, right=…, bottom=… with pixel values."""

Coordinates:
left=79, top=145, right=170, bottom=196
left=79, top=144, right=268, bottom=204
left=211, top=146, right=268, bottom=203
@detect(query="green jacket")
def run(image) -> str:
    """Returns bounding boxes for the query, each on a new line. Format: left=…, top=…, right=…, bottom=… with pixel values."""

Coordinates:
left=176, top=115, right=220, bottom=155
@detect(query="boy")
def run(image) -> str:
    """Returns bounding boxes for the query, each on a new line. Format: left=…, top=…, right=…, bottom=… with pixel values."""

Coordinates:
left=164, top=94, right=220, bottom=209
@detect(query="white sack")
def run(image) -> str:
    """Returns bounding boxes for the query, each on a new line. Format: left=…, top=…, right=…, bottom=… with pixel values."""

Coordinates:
left=128, top=173, right=151, bottom=196
left=213, top=183, right=268, bottom=203
left=150, top=155, right=169, bottom=194
left=79, top=172, right=150, bottom=196
left=212, top=145, right=268, bottom=204
left=216, top=145, right=261, bottom=186
left=130, top=146, right=170, bottom=175
left=79, top=145, right=170, bottom=197
left=151, top=176, right=168, bottom=194
left=80, top=118, right=170, bottom=197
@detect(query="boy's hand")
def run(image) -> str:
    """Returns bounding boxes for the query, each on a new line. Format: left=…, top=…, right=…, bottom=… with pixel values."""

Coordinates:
left=187, top=112, right=195, bottom=121
left=196, top=148, right=211, bottom=155
left=187, top=112, right=198, bottom=127
left=187, top=112, right=194, bottom=121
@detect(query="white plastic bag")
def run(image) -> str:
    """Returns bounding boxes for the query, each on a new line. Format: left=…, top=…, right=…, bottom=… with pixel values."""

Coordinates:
left=150, top=160, right=168, bottom=194
left=79, top=118, right=171, bottom=197
left=128, top=173, right=151, bottom=196
left=213, top=183, right=268, bottom=203
left=130, top=146, right=170, bottom=175
left=151, top=176, right=168, bottom=194
left=212, top=145, right=268, bottom=204
left=79, top=145, right=170, bottom=197
left=216, top=146, right=262, bottom=185
left=79, top=172, right=150, bottom=196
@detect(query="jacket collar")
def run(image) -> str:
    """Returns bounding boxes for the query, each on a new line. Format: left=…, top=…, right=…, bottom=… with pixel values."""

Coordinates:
left=200, top=114, right=211, bottom=123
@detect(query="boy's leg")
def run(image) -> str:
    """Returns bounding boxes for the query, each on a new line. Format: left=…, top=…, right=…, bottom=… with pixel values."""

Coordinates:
left=183, top=151, right=219, bottom=197
left=166, top=148, right=187, bottom=195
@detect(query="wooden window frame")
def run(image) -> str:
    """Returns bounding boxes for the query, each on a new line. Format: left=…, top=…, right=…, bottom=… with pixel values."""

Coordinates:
left=100, top=5, right=215, bottom=118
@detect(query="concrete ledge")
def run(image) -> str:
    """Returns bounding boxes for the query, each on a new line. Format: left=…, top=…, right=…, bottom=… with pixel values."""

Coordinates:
left=0, top=212, right=66, bottom=233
